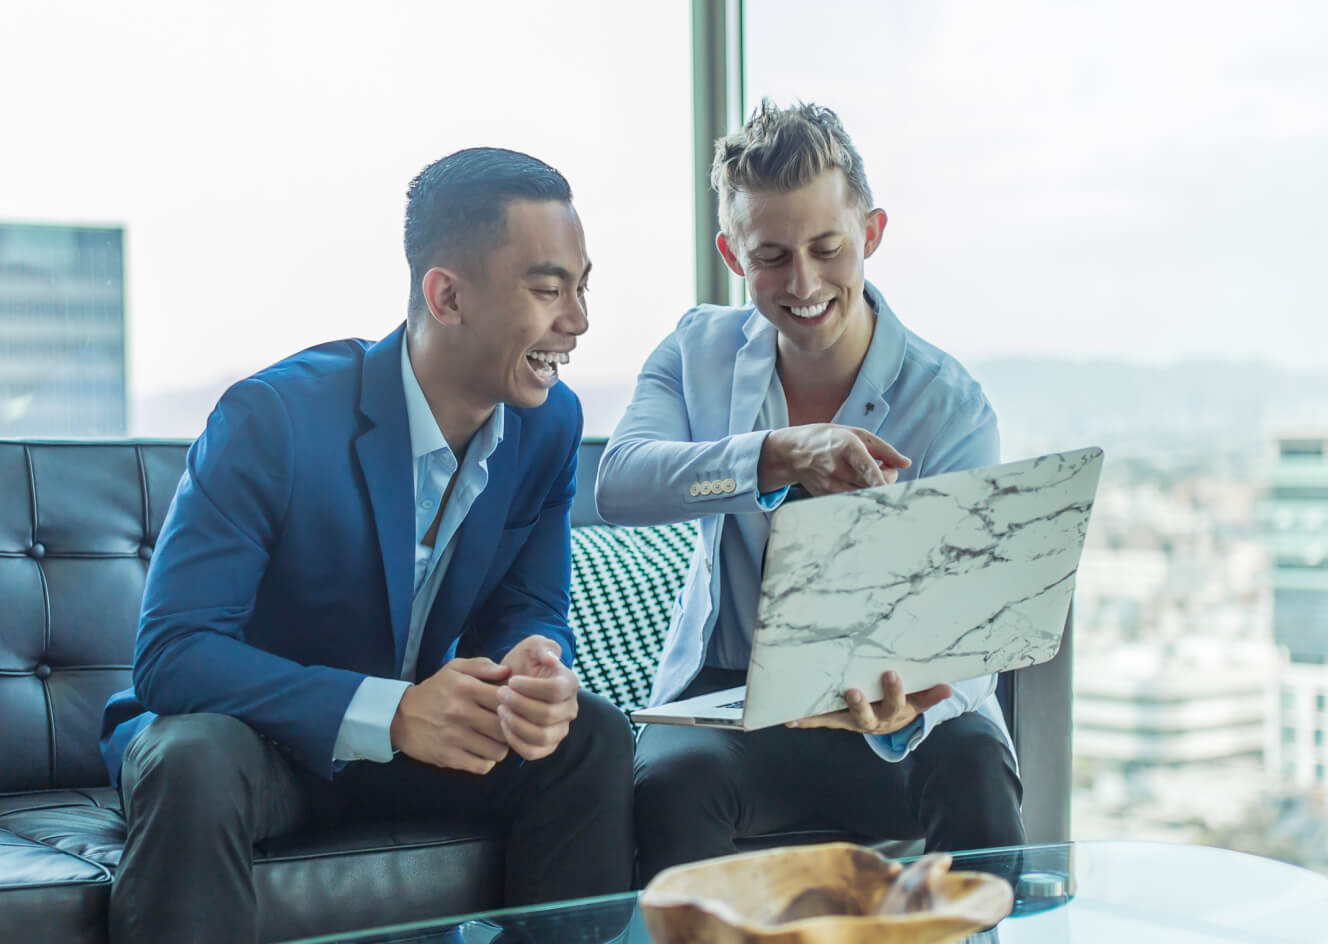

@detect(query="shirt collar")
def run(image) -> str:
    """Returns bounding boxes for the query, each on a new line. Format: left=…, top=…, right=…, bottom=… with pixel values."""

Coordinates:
left=400, top=334, right=505, bottom=462
left=857, top=281, right=907, bottom=400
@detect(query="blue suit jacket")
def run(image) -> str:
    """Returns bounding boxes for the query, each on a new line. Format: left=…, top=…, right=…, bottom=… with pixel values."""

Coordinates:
left=101, top=325, right=582, bottom=783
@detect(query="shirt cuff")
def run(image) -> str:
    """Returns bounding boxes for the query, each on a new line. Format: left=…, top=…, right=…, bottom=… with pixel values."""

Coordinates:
left=332, top=676, right=411, bottom=763
left=865, top=716, right=925, bottom=763
left=756, top=485, right=790, bottom=510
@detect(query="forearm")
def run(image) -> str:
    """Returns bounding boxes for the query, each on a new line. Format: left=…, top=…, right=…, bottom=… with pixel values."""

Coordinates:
left=597, top=430, right=781, bottom=525
left=135, top=627, right=366, bottom=777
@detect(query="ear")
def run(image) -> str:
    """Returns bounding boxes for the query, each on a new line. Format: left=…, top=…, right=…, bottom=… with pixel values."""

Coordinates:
left=421, top=266, right=462, bottom=327
left=862, top=208, right=887, bottom=259
left=715, top=232, right=746, bottom=277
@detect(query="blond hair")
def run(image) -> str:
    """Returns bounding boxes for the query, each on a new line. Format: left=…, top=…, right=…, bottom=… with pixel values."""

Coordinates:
left=711, top=99, right=873, bottom=234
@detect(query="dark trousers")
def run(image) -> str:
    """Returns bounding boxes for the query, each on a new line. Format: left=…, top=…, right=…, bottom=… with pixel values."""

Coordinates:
left=634, top=667, right=1025, bottom=883
left=110, top=691, right=635, bottom=944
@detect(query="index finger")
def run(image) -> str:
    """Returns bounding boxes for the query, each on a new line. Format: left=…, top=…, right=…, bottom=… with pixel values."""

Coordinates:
left=843, top=688, right=879, bottom=730
left=852, top=429, right=911, bottom=470
left=506, top=669, right=579, bottom=703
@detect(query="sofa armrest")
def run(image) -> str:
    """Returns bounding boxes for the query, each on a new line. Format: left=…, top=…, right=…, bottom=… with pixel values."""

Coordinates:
left=1003, top=605, right=1074, bottom=843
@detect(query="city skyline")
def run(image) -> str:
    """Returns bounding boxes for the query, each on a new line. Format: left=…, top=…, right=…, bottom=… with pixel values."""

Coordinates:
left=2, top=0, right=1325, bottom=410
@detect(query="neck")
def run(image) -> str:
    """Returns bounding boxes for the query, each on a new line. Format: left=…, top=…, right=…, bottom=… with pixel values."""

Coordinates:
left=406, top=326, right=491, bottom=454
left=777, top=294, right=875, bottom=424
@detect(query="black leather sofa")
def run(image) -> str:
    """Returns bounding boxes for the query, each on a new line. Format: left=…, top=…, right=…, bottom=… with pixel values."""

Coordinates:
left=0, top=438, right=1072, bottom=942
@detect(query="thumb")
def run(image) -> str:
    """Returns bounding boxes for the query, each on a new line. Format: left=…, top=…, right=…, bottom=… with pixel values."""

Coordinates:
left=906, top=683, right=952, bottom=713
left=449, top=657, right=512, bottom=682
left=522, top=646, right=565, bottom=679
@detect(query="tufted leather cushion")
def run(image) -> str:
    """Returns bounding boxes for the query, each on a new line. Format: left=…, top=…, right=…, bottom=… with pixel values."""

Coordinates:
left=0, top=786, right=503, bottom=943
left=0, top=442, right=188, bottom=794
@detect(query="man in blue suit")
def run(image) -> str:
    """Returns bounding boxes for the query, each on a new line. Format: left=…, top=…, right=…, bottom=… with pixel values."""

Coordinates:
left=597, top=101, right=1025, bottom=880
left=101, top=148, right=634, bottom=943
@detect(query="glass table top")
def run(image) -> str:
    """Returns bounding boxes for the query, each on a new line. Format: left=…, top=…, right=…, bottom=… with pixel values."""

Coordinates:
left=289, top=840, right=1328, bottom=943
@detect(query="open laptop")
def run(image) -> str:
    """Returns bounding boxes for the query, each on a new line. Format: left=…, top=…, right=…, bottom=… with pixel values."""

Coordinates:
left=631, top=446, right=1104, bottom=730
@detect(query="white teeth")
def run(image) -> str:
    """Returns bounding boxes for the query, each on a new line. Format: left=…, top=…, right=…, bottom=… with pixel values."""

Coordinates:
left=527, top=350, right=570, bottom=367
left=789, top=301, right=830, bottom=319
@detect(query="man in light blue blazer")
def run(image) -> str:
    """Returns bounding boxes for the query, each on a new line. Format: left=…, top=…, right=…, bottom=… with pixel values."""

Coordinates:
left=100, top=149, right=633, bottom=943
left=597, top=101, right=1025, bottom=880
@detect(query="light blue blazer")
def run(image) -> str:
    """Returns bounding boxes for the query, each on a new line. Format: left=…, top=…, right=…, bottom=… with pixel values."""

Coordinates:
left=596, top=284, right=1014, bottom=762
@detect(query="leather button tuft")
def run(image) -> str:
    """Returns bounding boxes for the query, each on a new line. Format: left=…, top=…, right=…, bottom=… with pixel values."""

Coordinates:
left=139, top=544, right=153, bottom=560
left=29, top=543, right=46, bottom=559
left=35, top=664, right=52, bottom=679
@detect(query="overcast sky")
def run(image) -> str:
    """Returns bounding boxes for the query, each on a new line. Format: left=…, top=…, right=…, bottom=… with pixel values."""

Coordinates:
left=3, top=0, right=1325, bottom=414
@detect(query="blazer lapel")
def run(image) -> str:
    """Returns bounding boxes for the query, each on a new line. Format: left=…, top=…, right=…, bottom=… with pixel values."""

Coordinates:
left=353, top=325, right=415, bottom=675
left=838, top=286, right=906, bottom=437
left=416, top=408, right=522, bottom=676
left=727, top=310, right=778, bottom=435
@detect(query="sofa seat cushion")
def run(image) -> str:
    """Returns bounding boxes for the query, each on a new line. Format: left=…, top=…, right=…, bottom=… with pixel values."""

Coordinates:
left=0, top=788, right=505, bottom=942
left=0, top=824, right=111, bottom=944
left=0, top=824, right=110, bottom=888
left=253, top=821, right=504, bottom=942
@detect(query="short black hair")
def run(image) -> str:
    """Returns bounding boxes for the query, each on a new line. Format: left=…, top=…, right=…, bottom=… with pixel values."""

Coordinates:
left=404, top=147, right=572, bottom=318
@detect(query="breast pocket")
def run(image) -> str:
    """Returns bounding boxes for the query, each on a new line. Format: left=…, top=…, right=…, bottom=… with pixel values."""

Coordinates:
left=489, top=516, right=539, bottom=574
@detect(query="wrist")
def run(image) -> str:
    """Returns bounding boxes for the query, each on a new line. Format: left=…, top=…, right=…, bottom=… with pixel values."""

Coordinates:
left=389, top=684, right=415, bottom=750
left=758, top=429, right=794, bottom=492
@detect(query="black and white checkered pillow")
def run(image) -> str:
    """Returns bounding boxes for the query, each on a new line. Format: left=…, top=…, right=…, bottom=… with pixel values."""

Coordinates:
left=569, top=522, right=698, bottom=712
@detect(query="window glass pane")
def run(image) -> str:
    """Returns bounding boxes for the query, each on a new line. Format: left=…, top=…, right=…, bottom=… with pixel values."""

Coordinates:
left=1, top=1, right=693, bottom=438
left=746, top=0, right=1328, bottom=860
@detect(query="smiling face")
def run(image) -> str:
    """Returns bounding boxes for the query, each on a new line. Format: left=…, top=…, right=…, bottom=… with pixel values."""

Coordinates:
left=443, top=199, right=591, bottom=411
left=718, top=169, right=885, bottom=366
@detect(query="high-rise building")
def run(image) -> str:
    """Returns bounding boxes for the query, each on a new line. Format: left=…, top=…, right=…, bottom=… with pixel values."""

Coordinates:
left=0, top=222, right=126, bottom=436
left=1263, top=433, right=1328, bottom=788
left=1268, top=434, right=1328, bottom=663
left=1075, top=642, right=1276, bottom=768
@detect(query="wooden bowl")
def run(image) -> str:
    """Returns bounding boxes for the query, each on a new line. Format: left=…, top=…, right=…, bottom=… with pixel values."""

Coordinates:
left=640, top=842, right=1012, bottom=944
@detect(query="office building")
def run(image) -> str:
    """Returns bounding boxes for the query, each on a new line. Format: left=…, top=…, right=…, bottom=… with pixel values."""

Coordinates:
left=1263, top=433, right=1328, bottom=787
left=0, top=222, right=126, bottom=436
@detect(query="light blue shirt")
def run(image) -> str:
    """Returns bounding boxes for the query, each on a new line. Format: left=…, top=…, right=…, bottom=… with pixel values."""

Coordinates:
left=707, top=370, right=787, bottom=670
left=598, top=283, right=1010, bottom=763
left=703, top=298, right=925, bottom=752
left=330, top=338, right=504, bottom=763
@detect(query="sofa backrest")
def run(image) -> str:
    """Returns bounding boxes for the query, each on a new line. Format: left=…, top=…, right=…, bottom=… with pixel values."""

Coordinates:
left=0, top=437, right=690, bottom=792
left=0, top=441, right=188, bottom=793
left=1, top=438, right=1065, bottom=843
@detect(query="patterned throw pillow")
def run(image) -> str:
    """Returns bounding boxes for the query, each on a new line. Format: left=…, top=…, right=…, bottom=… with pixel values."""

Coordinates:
left=569, top=521, right=699, bottom=712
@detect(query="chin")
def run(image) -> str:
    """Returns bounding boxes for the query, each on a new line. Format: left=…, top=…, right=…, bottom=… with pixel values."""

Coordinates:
left=509, top=386, right=552, bottom=409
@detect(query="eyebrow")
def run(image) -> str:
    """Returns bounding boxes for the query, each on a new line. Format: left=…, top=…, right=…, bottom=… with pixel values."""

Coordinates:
left=524, top=261, right=593, bottom=282
left=750, top=231, right=841, bottom=252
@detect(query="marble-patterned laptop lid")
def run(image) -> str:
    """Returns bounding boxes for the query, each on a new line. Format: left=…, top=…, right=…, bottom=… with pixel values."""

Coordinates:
left=744, top=446, right=1104, bottom=729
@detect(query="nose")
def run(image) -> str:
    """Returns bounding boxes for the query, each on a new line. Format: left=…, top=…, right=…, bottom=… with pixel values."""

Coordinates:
left=786, top=251, right=819, bottom=300
left=557, top=292, right=589, bottom=337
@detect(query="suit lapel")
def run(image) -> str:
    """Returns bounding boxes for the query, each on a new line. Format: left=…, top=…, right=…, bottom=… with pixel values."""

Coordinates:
left=353, top=325, right=414, bottom=675
left=416, top=408, right=522, bottom=675
left=727, top=310, right=777, bottom=435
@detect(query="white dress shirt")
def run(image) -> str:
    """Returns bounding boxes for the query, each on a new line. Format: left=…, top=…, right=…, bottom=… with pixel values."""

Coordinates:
left=330, top=337, right=505, bottom=762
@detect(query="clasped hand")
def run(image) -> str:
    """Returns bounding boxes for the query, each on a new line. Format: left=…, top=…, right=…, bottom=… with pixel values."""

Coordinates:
left=788, top=670, right=952, bottom=735
left=390, top=635, right=579, bottom=774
